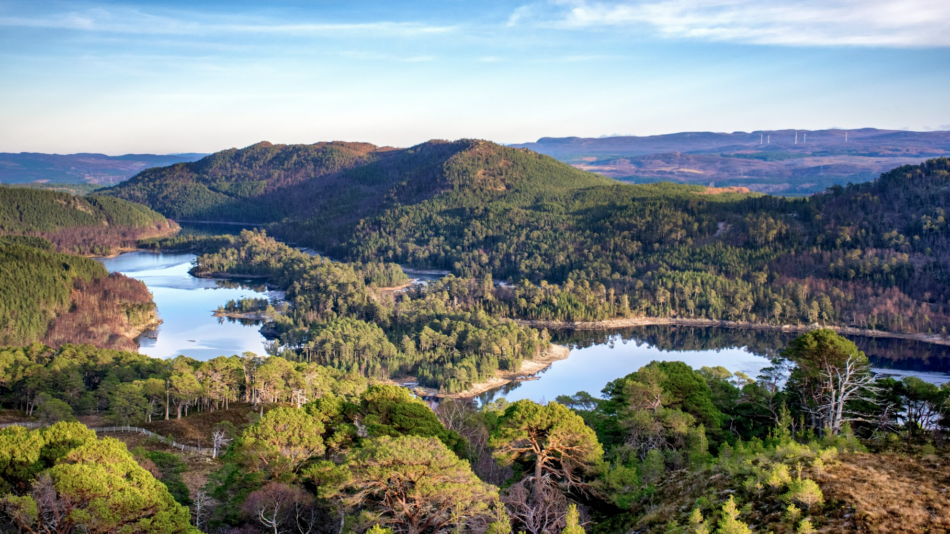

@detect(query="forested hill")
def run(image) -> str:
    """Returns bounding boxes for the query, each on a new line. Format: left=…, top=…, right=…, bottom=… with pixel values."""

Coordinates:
left=0, top=237, right=157, bottom=349
left=107, top=137, right=950, bottom=335
left=0, top=187, right=177, bottom=255
left=103, top=138, right=613, bottom=229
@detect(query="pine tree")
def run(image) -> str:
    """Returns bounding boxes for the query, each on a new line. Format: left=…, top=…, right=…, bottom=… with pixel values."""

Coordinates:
left=562, top=504, right=585, bottom=534
left=689, top=508, right=710, bottom=534
left=486, top=500, right=512, bottom=534
left=797, top=518, right=816, bottom=534
left=715, top=495, right=751, bottom=534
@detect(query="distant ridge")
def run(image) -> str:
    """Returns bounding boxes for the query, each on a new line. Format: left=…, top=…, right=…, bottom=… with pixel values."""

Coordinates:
left=514, top=128, right=950, bottom=156
left=0, top=152, right=207, bottom=185
left=512, top=128, right=950, bottom=194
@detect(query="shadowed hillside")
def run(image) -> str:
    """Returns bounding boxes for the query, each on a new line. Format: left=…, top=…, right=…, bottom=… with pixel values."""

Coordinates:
left=0, top=187, right=177, bottom=255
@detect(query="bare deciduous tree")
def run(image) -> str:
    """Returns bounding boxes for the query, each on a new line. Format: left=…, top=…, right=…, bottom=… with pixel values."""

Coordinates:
left=212, top=430, right=232, bottom=459
left=501, top=478, right=567, bottom=534
left=242, top=482, right=317, bottom=534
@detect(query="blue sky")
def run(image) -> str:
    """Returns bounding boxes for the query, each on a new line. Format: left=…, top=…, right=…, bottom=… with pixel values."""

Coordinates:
left=1, top=0, right=949, bottom=154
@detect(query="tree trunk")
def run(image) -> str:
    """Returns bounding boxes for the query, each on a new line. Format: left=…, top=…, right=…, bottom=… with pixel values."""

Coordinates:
left=533, top=456, right=544, bottom=505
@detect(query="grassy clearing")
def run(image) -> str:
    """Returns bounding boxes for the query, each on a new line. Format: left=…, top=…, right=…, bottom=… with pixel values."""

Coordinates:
left=140, top=402, right=267, bottom=444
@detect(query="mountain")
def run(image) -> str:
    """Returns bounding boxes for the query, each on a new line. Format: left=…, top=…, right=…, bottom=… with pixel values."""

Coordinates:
left=0, top=187, right=177, bottom=255
left=0, top=188, right=172, bottom=347
left=112, top=140, right=950, bottom=335
left=0, top=152, right=207, bottom=185
left=511, top=128, right=950, bottom=194
left=104, top=137, right=613, bottom=231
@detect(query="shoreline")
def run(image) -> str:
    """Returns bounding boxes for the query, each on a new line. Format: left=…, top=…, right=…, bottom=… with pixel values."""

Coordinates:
left=212, top=310, right=268, bottom=321
left=374, top=280, right=417, bottom=294
left=189, top=268, right=270, bottom=280
left=430, top=344, right=572, bottom=399
left=516, top=317, right=950, bottom=347
left=89, top=222, right=181, bottom=259
left=128, top=315, right=162, bottom=346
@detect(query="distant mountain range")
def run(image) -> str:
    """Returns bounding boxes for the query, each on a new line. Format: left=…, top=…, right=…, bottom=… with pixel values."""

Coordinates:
left=0, top=152, right=207, bottom=186
left=8, top=128, right=950, bottom=195
left=511, top=128, right=950, bottom=194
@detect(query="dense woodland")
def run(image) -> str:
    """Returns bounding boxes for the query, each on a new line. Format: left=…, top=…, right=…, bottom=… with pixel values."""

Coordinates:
left=108, top=142, right=950, bottom=335
left=0, top=187, right=176, bottom=255
left=190, top=230, right=547, bottom=393
left=1, top=330, right=948, bottom=533
left=0, top=237, right=156, bottom=350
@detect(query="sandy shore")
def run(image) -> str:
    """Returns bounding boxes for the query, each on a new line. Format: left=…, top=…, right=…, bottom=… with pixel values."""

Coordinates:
left=90, top=222, right=181, bottom=258
left=435, top=344, right=571, bottom=399
left=516, top=317, right=950, bottom=347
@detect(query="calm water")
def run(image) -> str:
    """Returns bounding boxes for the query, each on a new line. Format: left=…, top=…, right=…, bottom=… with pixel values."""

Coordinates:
left=99, top=251, right=282, bottom=360
left=99, top=249, right=950, bottom=399
left=479, top=326, right=950, bottom=404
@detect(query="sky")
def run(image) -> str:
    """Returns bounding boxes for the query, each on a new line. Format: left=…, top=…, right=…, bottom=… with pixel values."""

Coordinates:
left=1, top=0, right=949, bottom=154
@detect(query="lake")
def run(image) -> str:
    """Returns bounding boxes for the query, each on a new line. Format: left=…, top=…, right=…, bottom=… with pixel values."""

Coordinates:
left=478, top=325, right=950, bottom=404
left=99, top=250, right=950, bottom=405
left=99, top=251, right=283, bottom=360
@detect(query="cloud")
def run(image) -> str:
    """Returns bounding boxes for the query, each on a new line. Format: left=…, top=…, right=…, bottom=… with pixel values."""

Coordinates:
left=507, top=5, right=536, bottom=27
left=524, top=0, right=950, bottom=47
left=0, top=7, right=454, bottom=37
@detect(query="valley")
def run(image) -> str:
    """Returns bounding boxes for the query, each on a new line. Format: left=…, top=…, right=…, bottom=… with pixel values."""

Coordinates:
left=2, top=142, right=950, bottom=534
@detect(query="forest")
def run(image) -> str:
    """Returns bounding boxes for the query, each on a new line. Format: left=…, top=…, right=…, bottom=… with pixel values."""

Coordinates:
left=189, top=230, right=548, bottom=394
left=0, top=236, right=157, bottom=350
left=0, top=187, right=177, bottom=255
left=1, top=329, right=948, bottom=533
left=106, top=141, right=950, bottom=336
left=2, top=146, right=950, bottom=533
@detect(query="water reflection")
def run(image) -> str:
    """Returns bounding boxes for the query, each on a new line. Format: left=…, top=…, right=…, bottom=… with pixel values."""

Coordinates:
left=479, top=326, right=950, bottom=405
left=98, top=251, right=282, bottom=360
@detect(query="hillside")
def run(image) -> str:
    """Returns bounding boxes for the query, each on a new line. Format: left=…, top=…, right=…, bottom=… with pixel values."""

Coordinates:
left=0, top=237, right=157, bottom=349
left=0, top=187, right=178, bottom=255
left=0, top=151, right=206, bottom=185
left=129, top=143, right=950, bottom=337
left=1, top=331, right=948, bottom=534
left=105, top=138, right=613, bottom=237
left=512, top=129, right=950, bottom=194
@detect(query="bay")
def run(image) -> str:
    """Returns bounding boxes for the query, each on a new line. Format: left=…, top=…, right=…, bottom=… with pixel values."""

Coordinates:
left=99, top=251, right=282, bottom=360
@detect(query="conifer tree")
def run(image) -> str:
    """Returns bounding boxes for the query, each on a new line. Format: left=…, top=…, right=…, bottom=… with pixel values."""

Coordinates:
left=562, top=504, right=584, bottom=534
left=715, top=495, right=751, bottom=534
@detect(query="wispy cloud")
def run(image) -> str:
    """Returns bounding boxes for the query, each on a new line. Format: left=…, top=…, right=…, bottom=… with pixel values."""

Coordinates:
left=0, top=7, right=455, bottom=37
left=516, top=0, right=950, bottom=47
